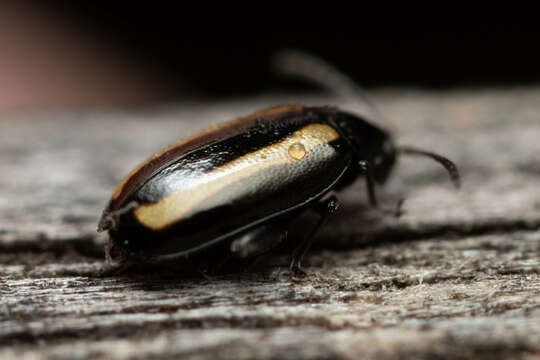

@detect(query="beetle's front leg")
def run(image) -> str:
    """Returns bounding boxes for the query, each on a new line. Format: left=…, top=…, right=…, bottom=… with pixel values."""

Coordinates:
left=289, top=195, right=339, bottom=276
left=358, top=160, right=404, bottom=217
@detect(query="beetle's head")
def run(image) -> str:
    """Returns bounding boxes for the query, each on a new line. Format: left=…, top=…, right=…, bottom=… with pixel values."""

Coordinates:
left=336, top=111, right=460, bottom=188
left=337, top=112, right=396, bottom=184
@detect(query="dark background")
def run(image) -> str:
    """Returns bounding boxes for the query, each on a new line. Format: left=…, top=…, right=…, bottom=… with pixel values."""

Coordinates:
left=1, top=4, right=539, bottom=112
left=52, top=5, right=540, bottom=95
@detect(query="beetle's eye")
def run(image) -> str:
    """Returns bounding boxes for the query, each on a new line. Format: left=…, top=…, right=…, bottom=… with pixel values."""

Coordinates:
left=123, top=239, right=130, bottom=246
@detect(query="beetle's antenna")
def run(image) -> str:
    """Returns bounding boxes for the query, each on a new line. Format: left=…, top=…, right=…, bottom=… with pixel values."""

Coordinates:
left=398, top=146, right=461, bottom=189
left=271, top=49, right=382, bottom=120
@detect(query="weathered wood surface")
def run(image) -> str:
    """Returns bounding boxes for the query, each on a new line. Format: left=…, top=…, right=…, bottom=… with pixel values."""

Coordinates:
left=1, top=90, right=539, bottom=359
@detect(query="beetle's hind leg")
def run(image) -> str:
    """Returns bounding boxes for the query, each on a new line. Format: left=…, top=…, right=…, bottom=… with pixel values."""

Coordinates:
left=230, top=225, right=288, bottom=259
left=289, top=195, right=339, bottom=276
left=227, top=224, right=288, bottom=274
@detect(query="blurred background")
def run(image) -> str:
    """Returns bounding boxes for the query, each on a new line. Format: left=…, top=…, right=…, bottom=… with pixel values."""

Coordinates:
left=1, top=3, right=539, bottom=114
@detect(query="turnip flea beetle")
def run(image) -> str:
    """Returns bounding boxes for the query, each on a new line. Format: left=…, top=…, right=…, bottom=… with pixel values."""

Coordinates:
left=98, top=52, right=460, bottom=274
left=98, top=104, right=459, bottom=273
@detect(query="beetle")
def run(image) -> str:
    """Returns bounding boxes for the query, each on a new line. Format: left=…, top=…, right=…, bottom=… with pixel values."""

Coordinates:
left=98, top=104, right=460, bottom=274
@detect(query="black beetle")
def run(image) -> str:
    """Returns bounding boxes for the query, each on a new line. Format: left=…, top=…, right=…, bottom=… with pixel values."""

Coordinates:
left=98, top=103, right=460, bottom=273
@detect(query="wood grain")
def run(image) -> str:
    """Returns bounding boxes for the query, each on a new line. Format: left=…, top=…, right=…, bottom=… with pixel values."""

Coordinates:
left=1, top=90, right=539, bottom=359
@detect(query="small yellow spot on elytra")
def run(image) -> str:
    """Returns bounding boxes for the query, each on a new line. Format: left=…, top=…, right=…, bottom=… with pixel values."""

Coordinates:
left=288, top=143, right=306, bottom=160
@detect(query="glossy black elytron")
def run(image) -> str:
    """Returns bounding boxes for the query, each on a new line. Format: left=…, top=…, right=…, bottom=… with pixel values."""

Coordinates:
left=98, top=105, right=460, bottom=271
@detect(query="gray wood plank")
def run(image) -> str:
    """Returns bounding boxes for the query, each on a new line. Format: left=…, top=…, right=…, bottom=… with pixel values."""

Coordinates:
left=1, top=90, right=539, bottom=359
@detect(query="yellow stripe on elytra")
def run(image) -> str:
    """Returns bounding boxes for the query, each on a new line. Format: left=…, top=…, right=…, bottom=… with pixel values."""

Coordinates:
left=133, top=123, right=339, bottom=231
left=111, top=105, right=304, bottom=201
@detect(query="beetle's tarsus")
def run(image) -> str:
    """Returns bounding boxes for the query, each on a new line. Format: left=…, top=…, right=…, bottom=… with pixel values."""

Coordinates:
left=393, top=198, right=405, bottom=218
left=378, top=197, right=406, bottom=218
left=289, top=195, right=339, bottom=274
left=290, top=264, right=308, bottom=277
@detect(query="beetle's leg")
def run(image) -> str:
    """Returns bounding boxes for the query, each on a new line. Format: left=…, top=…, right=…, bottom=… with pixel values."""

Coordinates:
left=358, top=160, right=404, bottom=217
left=241, top=231, right=289, bottom=273
left=206, top=226, right=288, bottom=275
left=231, top=225, right=288, bottom=258
left=289, top=195, right=339, bottom=276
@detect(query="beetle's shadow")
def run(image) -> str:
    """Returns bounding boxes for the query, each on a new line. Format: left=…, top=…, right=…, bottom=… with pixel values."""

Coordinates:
left=97, top=252, right=295, bottom=292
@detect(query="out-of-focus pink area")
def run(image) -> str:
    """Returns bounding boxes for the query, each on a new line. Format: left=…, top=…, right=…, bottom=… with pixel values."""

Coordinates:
left=0, top=4, right=173, bottom=114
